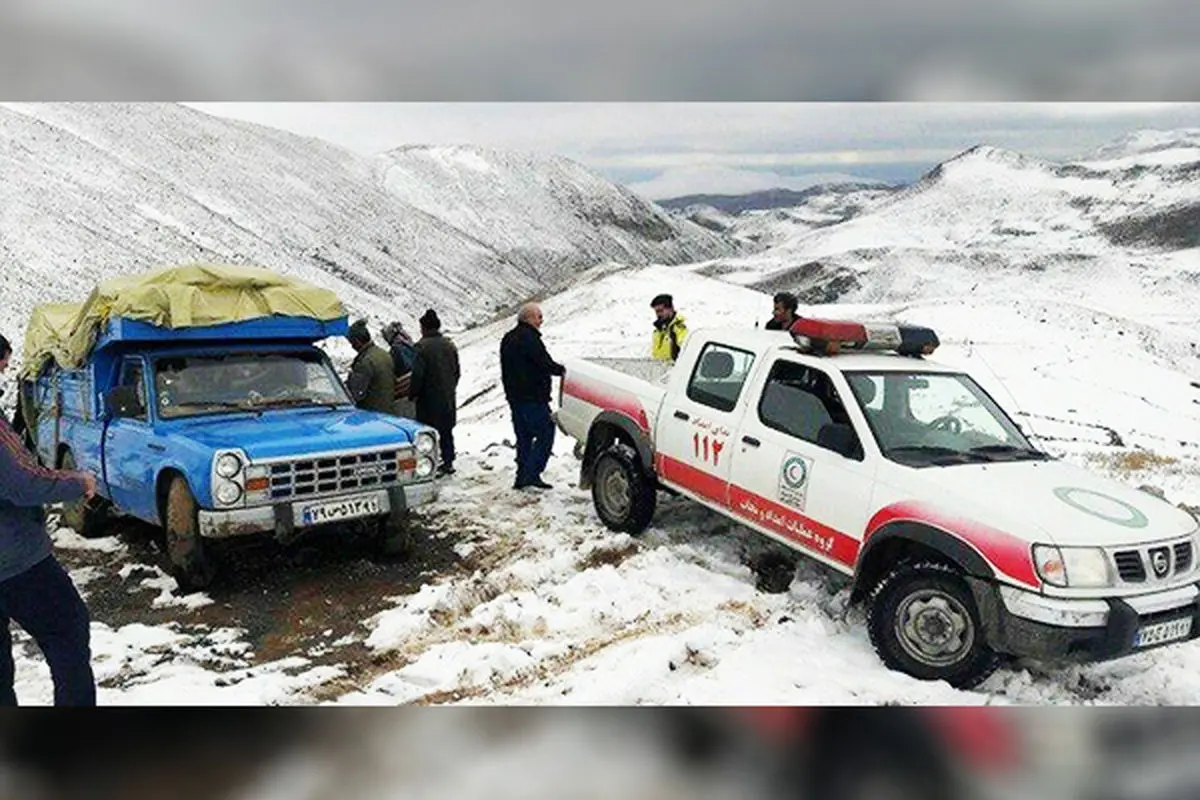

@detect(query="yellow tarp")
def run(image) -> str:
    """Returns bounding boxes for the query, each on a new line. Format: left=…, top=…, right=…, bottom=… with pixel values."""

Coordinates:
left=22, top=264, right=346, bottom=377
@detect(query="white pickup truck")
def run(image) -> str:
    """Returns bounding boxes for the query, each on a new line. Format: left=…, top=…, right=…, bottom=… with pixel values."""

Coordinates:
left=555, top=318, right=1200, bottom=688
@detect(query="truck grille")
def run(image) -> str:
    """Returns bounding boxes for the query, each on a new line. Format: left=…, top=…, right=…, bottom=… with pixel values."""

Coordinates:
left=267, top=448, right=406, bottom=501
left=1111, top=539, right=1194, bottom=584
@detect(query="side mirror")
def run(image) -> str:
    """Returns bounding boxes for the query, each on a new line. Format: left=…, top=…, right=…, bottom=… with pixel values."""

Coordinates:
left=817, top=422, right=862, bottom=460
left=104, top=385, right=144, bottom=419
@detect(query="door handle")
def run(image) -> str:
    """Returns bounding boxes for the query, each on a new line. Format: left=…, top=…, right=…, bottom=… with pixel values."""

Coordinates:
left=742, top=436, right=761, bottom=447
left=674, top=410, right=690, bottom=421
left=147, top=443, right=166, bottom=453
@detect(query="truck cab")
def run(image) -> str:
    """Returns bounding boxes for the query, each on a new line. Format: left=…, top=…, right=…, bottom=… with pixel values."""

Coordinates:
left=22, top=271, right=440, bottom=593
left=557, top=319, right=1200, bottom=687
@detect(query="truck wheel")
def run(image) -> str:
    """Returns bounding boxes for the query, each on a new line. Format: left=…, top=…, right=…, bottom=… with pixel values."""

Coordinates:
left=165, top=477, right=217, bottom=594
left=867, top=562, right=999, bottom=689
left=592, top=444, right=656, bottom=534
left=370, top=514, right=414, bottom=561
left=58, top=451, right=110, bottom=539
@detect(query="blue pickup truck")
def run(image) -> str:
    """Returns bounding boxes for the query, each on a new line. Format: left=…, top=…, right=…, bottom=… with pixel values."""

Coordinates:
left=19, top=312, right=441, bottom=592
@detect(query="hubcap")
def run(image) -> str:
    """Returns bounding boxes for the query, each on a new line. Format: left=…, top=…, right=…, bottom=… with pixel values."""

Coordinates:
left=894, top=589, right=974, bottom=667
left=597, top=460, right=633, bottom=519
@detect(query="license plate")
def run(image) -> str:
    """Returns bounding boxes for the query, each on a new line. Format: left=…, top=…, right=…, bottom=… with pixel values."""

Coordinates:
left=300, top=494, right=383, bottom=526
left=1134, top=617, right=1194, bottom=648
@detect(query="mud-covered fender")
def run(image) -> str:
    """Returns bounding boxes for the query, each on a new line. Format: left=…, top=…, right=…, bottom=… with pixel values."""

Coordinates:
left=851, top=520, right=997, bottom=602
left=579, top=411, right=654, bottom=490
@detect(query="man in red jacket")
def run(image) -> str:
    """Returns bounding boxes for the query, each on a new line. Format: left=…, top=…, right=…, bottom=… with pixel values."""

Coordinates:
left=0, top=334, right=98, bottom=706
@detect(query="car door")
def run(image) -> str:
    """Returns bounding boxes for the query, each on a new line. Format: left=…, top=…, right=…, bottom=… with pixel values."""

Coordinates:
left=103, top=356, right=160, bottom=520
left=654, top=340, right=758, bottom=512
left=727, top=357, right=878, bottom=573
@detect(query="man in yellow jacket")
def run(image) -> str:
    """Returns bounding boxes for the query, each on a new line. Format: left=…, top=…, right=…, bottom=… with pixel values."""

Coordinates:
left=650, top=294, right=688, bottom=362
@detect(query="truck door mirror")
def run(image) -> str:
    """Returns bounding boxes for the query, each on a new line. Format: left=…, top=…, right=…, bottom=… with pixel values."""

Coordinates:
left=104, top=385, right=144, bottom=420
left=817, top=422, right=862, bottom=460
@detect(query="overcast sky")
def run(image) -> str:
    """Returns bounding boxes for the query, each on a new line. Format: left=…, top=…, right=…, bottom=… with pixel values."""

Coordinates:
left=187, top=103, right=1200, bottom=198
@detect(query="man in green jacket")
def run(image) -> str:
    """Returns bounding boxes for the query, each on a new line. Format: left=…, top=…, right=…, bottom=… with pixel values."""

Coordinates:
left=345, top=320, right=396, bottom=414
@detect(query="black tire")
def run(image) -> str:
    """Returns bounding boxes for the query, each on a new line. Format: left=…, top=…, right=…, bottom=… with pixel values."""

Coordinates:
left=369, top=514, right=414, bottom=561
left=591, top=444, right=656, bottom=534
left=58, top=451, right=110, bottom=539
left=867, top=562, right=999, bottom=689
left=754, top=551, right=796, bottom=594
left=164, top=477, right=218, bottom=593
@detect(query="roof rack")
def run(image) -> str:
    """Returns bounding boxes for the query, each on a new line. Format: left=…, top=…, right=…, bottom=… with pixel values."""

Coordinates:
left=790, top=318, right=940, bottom=358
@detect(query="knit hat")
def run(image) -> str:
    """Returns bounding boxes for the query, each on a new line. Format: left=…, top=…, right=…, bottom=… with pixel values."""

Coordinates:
left=347, top=319, right=371, bottom=343
left=419, top=309, right=441, bottom=331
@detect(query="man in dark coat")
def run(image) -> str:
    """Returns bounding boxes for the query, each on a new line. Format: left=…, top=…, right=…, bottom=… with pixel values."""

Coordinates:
left=345, top=320, right=396, bottom=415
left=408, top=310, right=460, bottom=476
left=765, top=291, right=801, bottom=331
left=499, top=303, right=565, bottom=491
left=0, top=334, right=98, bottom=706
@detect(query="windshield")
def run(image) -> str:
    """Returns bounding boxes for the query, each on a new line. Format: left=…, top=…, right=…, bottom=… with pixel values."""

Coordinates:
left=152, top=352, right=352, bottom=419
left=843, top=371, right=1045, bottom=467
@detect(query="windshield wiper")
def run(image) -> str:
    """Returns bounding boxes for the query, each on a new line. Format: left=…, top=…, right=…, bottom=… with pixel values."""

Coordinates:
left=256, top=397, right=347, bottom=410
left=969, top=444, right=1051, bottom=461
left=886, top=445, right=992, bottom=466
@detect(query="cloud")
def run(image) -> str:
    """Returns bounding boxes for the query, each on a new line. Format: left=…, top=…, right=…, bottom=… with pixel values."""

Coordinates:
left=625, top=167, right=885, bottom=200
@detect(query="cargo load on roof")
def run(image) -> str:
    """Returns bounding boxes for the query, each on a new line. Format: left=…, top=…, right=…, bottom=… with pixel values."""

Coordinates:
left=21, top=263, right=346, bottom=378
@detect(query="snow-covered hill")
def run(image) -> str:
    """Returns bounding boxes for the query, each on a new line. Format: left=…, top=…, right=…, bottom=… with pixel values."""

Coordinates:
left=377, top=145, right=733, bottom=284
left=0, top=103, right=736, bottom=365
left=700, top=138, right=1200, bottom=312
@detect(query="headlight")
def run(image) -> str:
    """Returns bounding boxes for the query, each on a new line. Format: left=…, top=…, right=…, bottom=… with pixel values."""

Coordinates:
left=415, top=431, right=437, bottom=455
left=215, top=481, right=243, bottom=506
left=1034, top=545, right=1112, bottom=588
left=416, top=456, right=436, bottom=478
left=216, top=453, right=243, bottom=479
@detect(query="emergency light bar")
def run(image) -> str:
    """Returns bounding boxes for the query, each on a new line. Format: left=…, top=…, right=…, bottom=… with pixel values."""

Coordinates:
left=789, top=318, right=939, bottom=357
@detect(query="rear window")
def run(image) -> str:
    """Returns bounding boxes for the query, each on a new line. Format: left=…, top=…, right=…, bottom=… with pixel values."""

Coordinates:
left=686, top=342, right=756, bottom=413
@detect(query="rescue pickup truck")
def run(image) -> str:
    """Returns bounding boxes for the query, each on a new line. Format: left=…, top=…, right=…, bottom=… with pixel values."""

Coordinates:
left=556, top=318, right=1200, bottom=688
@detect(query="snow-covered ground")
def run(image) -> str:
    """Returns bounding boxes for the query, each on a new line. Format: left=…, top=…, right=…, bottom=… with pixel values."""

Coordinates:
left=15, top=261, right=1198, bottom=708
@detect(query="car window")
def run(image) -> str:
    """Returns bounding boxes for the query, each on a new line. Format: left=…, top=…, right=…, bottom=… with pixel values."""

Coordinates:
left=686, top=343, right=756, bottom=413
left=119, top=358, right=148, bottom=421
left=758, top=360, right=859, bottom=452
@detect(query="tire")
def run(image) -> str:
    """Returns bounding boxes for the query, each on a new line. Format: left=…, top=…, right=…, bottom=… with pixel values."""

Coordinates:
left=164, top=477, right=218, bottom=593
left=58, top=451, right=110, bottom=539
left=370, top=514, right=414, bottom=560
left=754, top=551, right=796, bottom=594
left=867, top=562, right=999, bottom=689
left=591, top=444, right=656, bottom=534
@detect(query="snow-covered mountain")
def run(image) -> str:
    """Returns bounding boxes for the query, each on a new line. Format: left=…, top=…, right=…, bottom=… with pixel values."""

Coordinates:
left=376, top=145, right=732, bottom=285
left=0, top=103, right=736, bottom=359
left=658, top=182, right=894, bottom=215
left=698, top=138, right=1200, bottom=327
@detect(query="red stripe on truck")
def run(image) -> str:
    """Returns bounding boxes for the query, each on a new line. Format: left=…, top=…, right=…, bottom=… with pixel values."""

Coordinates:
left=656, top=454, right=859, bottom=568
left=728, top=484, right=859, bottom=567
left=866, top=501, right=1040, bottom=589
left=563, top=375, right=650, bottom=432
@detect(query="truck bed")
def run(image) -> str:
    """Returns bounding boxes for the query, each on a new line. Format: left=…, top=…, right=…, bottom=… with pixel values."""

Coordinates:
left=558, top=357, right=670, bottom=445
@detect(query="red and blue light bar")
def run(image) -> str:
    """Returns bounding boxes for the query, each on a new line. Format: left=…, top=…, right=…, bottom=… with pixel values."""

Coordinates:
left=789, top=318, right=939, bottom=357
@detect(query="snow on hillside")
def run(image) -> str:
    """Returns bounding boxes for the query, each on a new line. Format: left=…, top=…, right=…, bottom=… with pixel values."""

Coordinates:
left=377, top=145, right=734, bottom=284
left=0, top=103, right=736, bottom=372
left=697, top=136, right=1200, bottom=316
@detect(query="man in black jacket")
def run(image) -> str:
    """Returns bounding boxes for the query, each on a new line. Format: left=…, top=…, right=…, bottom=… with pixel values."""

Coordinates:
left=764, top=291, right=800, bottom=331
left=408, top=310, right=460, bottom=476
left=500, top=303, right=565, bottom=490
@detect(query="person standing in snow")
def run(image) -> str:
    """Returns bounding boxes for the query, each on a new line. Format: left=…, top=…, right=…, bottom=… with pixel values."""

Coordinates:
left=500, top=303, right=565, bottom=490
left=408, top=310, right=460, bottom=476
left=381, top=321, right=417, bottom=419
left=345, top=321, right=397, bottom=415
left=764, top=291, right=800, bottom=331
left=0, top=334, right=98, bottom=706
left=650, top=294, right=688, bottom=363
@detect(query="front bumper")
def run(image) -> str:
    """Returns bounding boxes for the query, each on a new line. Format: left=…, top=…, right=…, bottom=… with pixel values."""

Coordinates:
left=970, top=577, right=1200, bottom=663
left=197, top=481, right=439, bottom=540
